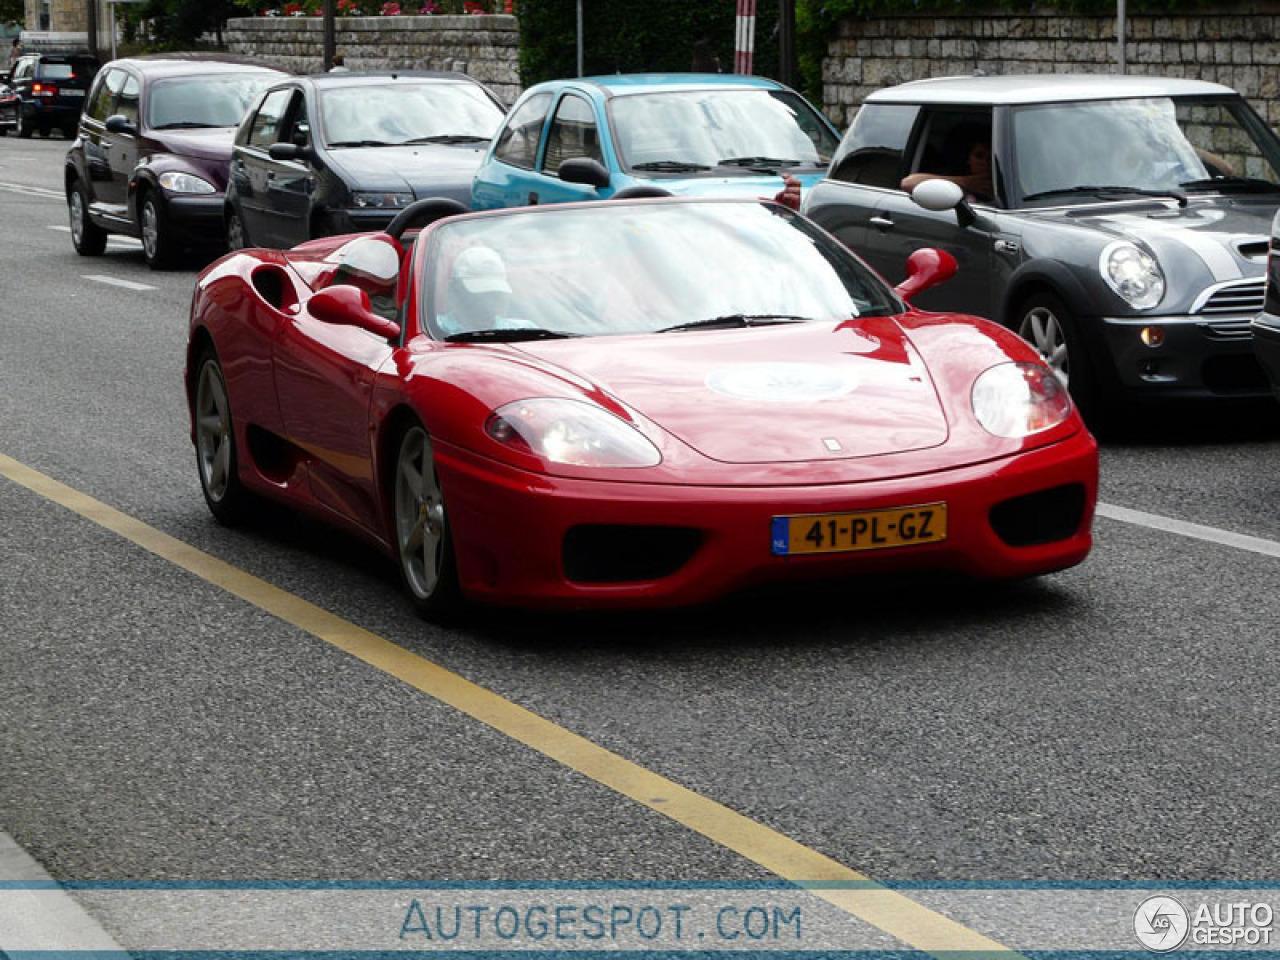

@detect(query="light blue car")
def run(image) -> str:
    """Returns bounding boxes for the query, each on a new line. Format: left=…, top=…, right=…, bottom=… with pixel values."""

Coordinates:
left=471, top=73, right=840, bottom=210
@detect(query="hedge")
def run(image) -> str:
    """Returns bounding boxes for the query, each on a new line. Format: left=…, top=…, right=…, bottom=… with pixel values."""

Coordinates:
left=517, top=0, right=781, bottom=86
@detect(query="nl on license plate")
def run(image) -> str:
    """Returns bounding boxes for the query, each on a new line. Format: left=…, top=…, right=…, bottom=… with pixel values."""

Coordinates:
left=771, top=503, right=947, bottom=556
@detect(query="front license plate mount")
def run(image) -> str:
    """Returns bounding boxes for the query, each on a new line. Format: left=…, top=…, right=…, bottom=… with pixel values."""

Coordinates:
left=771, top=502, right=947, bottom=556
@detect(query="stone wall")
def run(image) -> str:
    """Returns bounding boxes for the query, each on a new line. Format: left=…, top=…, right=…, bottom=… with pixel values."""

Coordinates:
left=822, top=7, right=1280, bottom=130
left=224, top=14, right=520, bottom=104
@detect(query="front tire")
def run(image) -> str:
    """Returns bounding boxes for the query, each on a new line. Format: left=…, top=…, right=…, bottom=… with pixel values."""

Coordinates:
left=140, top=192, right=177, bottom=269
left=1014, top=291, right=1105, bottom=429
left=194, top=349, right=253, bottom=525
left=392, top=424, right=459, bottom=618
left=68, top=179, right=108, bottom=256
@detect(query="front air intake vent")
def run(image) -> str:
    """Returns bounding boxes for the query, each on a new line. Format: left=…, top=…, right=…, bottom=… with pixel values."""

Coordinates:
left=1193, top=279, right=1265, bottom=316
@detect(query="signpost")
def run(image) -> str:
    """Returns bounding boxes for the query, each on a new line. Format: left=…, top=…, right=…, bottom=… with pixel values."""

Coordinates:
left=734, top=0, right=755, bottom=74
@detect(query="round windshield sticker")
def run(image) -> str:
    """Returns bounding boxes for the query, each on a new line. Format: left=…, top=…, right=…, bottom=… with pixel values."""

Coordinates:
left=706, top=363, right=859, bottom=403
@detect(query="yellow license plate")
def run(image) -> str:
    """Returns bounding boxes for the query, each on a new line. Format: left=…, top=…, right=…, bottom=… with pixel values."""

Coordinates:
left=771, top=503, right=947, bottom=556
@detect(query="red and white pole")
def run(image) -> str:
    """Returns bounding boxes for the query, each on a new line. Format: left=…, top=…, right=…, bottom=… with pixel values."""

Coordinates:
left=734, top=0, right=756, bottom=74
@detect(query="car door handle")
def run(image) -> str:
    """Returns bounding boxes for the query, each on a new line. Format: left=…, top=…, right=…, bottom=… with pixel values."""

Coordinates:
left=869, top=216, right=894, bottom=230
left=527, top=191, right=539, bottom=205
left=100, top=138, right=112, bottom=149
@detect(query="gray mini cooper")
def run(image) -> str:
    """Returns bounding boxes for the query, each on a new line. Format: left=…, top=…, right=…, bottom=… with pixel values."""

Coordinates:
left=802, top=75, right=1280, bottom=425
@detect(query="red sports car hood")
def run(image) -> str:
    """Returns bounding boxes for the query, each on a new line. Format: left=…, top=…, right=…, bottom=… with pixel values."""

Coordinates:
left=514, top=319, right=949, bottom=464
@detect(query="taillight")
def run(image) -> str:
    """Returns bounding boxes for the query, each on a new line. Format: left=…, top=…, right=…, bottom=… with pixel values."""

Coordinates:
left=32, top=82, right=58, bottom=98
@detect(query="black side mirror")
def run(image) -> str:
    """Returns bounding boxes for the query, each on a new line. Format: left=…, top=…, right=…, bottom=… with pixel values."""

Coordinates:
left=558, top=157, right=610, bottom=190
left=292, top=124, right=309, bottom=148
left=269, top=142, right=307, bottom=162
left=104, top=114, right=137, bottom=136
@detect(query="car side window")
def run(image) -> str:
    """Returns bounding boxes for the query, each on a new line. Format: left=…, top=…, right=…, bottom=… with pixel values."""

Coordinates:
left=904, top=107, right=998, bottom=204
left=115, top=73, right=140, bottom=126
left=277, top=91, right=310, bottom=149
left=829, top=104, right=919, bottom=189
left=247, top=88, right=293, bottom=150
left=493, top=91, right=553, bottom=170
left=84, top=69, right=115, bottom=122
left=97, top=69, right=129, bottom=119
left=541, top=94, right=602, bottom=174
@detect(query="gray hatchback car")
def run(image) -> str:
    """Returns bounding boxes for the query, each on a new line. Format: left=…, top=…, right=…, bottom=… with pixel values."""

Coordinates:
left=802, top=75, right=1280, bottom=425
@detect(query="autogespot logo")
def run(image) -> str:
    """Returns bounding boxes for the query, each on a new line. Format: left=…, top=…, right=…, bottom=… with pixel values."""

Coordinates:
left=1134, top=895, right=1190, bottom=952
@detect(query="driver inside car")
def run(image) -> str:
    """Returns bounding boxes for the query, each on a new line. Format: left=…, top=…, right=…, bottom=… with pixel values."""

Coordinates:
left=434, top=245, right=535, bottom=338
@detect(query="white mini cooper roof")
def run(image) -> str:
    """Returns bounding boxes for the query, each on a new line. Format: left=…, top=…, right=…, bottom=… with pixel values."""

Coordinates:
left=866, top=74, right=1238, bottom=106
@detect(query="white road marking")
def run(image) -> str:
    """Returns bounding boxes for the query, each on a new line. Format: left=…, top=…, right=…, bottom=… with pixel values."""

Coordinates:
left=0, top=180, right=64, bottom=199
left=1097, top=501, right=1280, bottom=559
left=49, top=224, right=142, bottom=246
left=0, top=830, right=127, bottom=952
left=82, top=275, right=156, bottom=292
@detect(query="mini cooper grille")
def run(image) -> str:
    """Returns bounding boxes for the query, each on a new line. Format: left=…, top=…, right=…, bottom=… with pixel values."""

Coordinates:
left=1195, top=280, right=1265, bottom=316
left=989, top=484, right=1087, bottom=548
left=562, top=525, right=703, bottom=584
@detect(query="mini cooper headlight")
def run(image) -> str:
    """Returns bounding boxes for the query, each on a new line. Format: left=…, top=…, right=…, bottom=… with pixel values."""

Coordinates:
left=158, top=171, right=216, bottom=195
left=485, top=398, right=662, bottom=468
left=352, top=191, right=413, bottom=209
left=972, top=362, right=1074, bottom=438
left=1100, top=241, right=1165, bottom=309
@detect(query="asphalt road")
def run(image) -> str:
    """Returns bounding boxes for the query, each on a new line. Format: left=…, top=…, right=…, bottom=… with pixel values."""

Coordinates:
left=2, top=132, right=1280, bottom=950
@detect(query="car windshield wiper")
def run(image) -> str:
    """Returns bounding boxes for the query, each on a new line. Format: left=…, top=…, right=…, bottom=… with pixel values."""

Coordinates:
left=717, top=156, right=802, bottom=170
left=401, top=134, right=490, bottom=145
left=326, top=139, right=396, bottom=148
left=1179, top=175, right=1280, bottom=193
left=630, top=160, right=713, bottom=172
left=152, top=121, right=224, bottom=129
left=657, top=314, right=811, bottom=334
left=444, top=327, right=579, bottom=343
left=1022, top=184, right=1188, bottom=206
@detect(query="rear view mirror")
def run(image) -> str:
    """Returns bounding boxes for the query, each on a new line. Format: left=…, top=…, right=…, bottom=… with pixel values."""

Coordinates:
left=104, top=114, right=137, bottom=137
left=893, top=247, right=958, bottom=303
left=269, top=142, right=308, bottom=162
left=558, top=157, right=611, bottom=189
left=309, top=285, right=401, bottom=341
left=909, top=178, right=976, bottom=227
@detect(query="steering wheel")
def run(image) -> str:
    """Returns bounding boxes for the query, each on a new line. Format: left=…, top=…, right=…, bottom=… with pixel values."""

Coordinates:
left=385, top=198, right=469, bottom=241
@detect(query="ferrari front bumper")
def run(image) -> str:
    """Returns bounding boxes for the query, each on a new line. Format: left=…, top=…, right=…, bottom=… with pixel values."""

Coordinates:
left=435, top=429, right=1099, bottom=610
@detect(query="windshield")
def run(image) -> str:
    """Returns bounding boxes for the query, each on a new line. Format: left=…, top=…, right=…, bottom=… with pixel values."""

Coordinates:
left=320, top=82, right=503, bottom=147
left=148, top=73, right=279, bottom=128
left=1012, top=96, right=1280, bottom=203
left=423, top=202, right=899, bottom=341
left=609, top=89, right=838, bottom=173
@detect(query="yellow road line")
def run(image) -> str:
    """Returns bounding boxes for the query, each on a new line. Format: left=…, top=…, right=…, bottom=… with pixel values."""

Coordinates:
left=0, top=450, right=1018, bottom=956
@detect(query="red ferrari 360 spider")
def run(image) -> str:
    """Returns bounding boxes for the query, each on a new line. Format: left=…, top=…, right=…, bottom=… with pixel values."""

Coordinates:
left=185, top=196, right=1097, bottom=616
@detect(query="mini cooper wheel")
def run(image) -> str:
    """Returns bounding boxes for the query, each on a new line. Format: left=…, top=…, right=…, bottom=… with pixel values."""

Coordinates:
left=226, top=208, right=249, bottom=251
left=69, top=179, right=108, bottom=256
left=141, top=192, right=177, bottom=269
left=194, top=349, right=252, bottom=524
left=1015, top=291, right=1104, bottom=429
left=393, top=425, right=459, bottom=617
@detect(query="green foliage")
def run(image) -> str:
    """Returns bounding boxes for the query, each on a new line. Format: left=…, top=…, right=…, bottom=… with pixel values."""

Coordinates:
left=2, top=0, right=24, bottom=29
left=517, top=0, right=781, bottom=87
left=126, top=0, right=239, bottom=47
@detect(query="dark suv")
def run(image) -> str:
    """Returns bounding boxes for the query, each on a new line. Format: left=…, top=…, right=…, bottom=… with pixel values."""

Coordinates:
left=8, top=52, right=99, bottom=138
left=802, top=75, right=1280, bottom=427
left=64, top=54, right=285, bottom=268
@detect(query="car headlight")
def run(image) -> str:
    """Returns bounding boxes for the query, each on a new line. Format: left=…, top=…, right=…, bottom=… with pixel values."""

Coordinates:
left=1100, top=240, right=1164, bottom=309
left=485, top=398, right=662, bottom=468
left=158, top=171, right=216, bottom=195
left=352, top=191, right=413, bottom=209
left=972, top=362, right=1074, bottom=438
